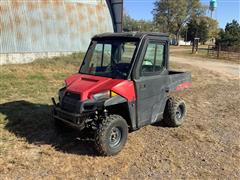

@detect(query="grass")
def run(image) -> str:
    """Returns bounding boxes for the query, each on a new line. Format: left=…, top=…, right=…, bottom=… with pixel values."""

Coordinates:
left=171, top=48, right=208, bottom=58
left=0, top=53, right=84, bottom=151
left=170, top=46, right=240, bottom=63
left=0, top=53, right=84, bottom=103
left=0, top=50, right=240, bottom=179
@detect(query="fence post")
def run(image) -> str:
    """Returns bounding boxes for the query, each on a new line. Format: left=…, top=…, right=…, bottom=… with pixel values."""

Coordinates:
left=192, top=41, right=195, bottom=54
left=217, top=44, right=221, bottom=59
left=228, top=47, right=230, bottom=60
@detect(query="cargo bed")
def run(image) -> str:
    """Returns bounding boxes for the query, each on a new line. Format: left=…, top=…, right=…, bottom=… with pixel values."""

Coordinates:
left=167, top=71, right=191, bottom=91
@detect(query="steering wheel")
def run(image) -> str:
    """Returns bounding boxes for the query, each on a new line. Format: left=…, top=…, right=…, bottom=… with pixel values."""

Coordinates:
left=105, top=63, right=127, bottom=78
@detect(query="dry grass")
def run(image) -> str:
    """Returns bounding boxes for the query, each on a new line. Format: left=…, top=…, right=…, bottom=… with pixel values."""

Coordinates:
left=170, top=46, right=240, bottom=64
left=0, top=53, right=83, bottom=102
left=0, top=53, right=240, bottom=179
left=0, top=53, right=84, bottom=162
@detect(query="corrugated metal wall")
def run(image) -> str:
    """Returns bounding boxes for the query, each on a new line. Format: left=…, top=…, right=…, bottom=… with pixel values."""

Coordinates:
left=0, top=0, right=113, bottom=54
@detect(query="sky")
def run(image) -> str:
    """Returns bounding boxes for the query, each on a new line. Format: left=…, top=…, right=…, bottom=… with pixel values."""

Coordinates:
left=124, top=0, right=240, bottom=28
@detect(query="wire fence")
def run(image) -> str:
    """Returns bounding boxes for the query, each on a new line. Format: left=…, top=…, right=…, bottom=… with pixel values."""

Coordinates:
left=207, top=45, right=240, bottom=61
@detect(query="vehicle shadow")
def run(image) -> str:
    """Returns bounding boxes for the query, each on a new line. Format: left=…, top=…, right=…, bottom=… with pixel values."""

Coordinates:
left=0, top=100, right=96, bottom=156
left=151, top=120, right=168, bottom=127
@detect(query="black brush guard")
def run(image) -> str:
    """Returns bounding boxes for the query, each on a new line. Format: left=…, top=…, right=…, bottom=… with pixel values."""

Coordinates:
left=52, top=98, right=94, bottom=130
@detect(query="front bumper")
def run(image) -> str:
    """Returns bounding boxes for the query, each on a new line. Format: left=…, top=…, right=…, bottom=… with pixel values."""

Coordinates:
left=52, top=98, right=93, bottom=130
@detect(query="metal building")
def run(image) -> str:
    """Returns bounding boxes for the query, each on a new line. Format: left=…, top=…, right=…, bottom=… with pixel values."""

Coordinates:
left=0, top=0, right=123, bottom=64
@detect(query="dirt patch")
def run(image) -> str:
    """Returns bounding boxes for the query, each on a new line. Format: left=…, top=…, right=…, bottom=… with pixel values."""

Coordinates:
left=0, top=57, right=240, bottom=179
left=171, top=56, right=240, bottom=79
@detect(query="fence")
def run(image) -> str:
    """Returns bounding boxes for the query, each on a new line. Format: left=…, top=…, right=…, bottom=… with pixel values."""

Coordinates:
left=207, top=45, right=240, bottom=61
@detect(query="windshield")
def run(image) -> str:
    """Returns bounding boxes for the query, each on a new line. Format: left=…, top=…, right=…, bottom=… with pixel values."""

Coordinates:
left=80, top=39, right=138, bottom=79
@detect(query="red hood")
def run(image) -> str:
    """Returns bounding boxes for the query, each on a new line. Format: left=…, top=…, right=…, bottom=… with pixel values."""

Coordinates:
left=65, top=74, right=124, bottom=101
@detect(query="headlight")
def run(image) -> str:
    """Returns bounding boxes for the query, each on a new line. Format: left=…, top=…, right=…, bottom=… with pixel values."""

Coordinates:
left=58, top=87, right=66, bottom=103
left=92, top=91, right=110, bottom=101
left=110, top=91, right=118, bottom=97
left=92, top=91, right=118, bottom=101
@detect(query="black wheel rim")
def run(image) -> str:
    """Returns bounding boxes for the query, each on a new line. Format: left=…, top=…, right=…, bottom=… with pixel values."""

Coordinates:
left=176, top=104, right=184, bottom=120
left=109, top=127, right=122, bottom=148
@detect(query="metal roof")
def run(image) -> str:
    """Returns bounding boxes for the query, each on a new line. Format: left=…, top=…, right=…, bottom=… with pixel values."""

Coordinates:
left=0, top=0, right=114, bottom=54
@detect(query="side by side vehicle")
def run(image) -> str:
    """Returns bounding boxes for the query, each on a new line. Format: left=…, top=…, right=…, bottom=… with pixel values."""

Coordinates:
left=52, top=32, right=191, bottom=156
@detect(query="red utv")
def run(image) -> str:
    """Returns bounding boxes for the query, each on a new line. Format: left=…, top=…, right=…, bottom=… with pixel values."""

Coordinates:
left=52, top=32, right=191, bottom=156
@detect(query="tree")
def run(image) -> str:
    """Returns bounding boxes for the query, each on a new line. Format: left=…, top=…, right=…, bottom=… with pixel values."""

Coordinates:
left=185, top=16, right=217, bottom=44
left=199, top=16, right=219, bottom=39
left=123, top=13, right=137, bottom=31
left=123, top=12, right=154, bottom=32
left=198, top=20, right=208, bottom=43
left=186, top=18, right=208, bottom=43
left=216, top=20, right=240, bottom=51
left=152, top=0, right=205, bottom=44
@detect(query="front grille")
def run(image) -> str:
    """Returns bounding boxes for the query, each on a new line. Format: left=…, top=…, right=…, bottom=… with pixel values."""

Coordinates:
left=55, top=108, right=93, bottom=125
left=65, top=91, right=80, bottom=100
left=61, top=91, right=81, bottom=113
left=57, top=110, right=76, bottom=123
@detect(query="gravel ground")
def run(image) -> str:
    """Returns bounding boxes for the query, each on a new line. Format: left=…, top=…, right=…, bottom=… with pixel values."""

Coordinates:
left=0, top=57, right=239, bottom=179
left=171, top=56, right=240, bottom=78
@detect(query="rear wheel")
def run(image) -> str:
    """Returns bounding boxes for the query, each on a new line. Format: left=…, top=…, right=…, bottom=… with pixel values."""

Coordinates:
left=163, top=97, right=187, bottom=127
left=95, top=115, right=128, bottom=156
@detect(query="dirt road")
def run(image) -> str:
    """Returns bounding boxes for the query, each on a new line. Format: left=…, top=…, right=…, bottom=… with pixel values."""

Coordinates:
left=171, top=56, right=240, bottom=79
left=0, top=57, right=240, bottom=179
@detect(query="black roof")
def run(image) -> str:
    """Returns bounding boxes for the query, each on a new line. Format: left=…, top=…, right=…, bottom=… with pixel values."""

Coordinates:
left=93, top=32, right=169, bottom=39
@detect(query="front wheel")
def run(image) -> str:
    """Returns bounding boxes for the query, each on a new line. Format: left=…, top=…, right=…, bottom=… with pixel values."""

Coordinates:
left=95, top=115, right=128, bottom=156
left=163, top=97, right=187, bottom=127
